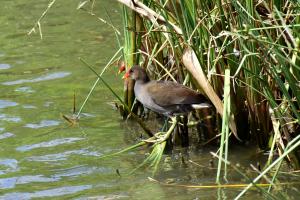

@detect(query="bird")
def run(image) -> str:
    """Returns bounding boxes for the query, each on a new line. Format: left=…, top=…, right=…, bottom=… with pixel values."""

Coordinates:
left=123, top=65, right=210, bottom=117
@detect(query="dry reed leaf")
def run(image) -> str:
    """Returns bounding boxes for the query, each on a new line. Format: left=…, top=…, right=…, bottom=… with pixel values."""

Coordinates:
left=116, top=0, right=182, bottom=34
left=182, top=48, right=239, bottom=140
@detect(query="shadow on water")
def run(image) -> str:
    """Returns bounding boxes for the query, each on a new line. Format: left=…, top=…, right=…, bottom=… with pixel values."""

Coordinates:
left=0, top=0, right=299, bottom=199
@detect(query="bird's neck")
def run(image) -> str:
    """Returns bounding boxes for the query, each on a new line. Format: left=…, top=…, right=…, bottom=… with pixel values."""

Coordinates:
left=135, top=74, right=150, bottom=84
left=135, top=79, right=149, bottom=85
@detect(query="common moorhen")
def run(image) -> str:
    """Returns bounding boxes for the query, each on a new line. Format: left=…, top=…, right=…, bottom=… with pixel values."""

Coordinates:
left=124, top=65, right=210, bottom=116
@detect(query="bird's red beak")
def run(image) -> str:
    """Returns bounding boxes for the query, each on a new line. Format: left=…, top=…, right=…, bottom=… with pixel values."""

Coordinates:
left=122, top=71, right=130, bottom=79
left=118, top=64, right=126, bottom=74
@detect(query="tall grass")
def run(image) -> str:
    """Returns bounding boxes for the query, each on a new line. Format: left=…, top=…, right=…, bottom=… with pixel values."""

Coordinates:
left=117, top=0, right=300, bottom=196
left=28, top=0, right=300, bottom=197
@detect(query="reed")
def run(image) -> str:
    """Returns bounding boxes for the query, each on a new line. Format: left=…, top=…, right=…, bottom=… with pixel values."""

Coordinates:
left=29, top=0, right=300, bottom=197
left=30, top=0, right=299, bottom=196
left=116, top=0, right=300, bottom=193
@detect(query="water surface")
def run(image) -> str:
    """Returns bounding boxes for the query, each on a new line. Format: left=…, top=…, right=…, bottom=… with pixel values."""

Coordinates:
left=0, top=1, right=299, bottom=199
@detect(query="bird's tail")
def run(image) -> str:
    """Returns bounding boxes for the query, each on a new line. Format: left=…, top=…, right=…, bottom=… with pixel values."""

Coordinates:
left=191, top=103, right=212, bottom=109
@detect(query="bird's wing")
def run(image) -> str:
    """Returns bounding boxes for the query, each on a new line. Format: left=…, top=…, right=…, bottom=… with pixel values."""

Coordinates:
left=146, top=81, right=204, bottom=107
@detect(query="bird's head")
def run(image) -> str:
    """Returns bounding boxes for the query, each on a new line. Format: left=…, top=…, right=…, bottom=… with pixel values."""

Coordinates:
left=123, top=65, right=150, bottom=82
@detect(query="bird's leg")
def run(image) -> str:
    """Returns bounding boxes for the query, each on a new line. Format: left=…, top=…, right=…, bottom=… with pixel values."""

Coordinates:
left=180, top=115, right=189, bottom=147
left=172, top=115, right=189, bottom=147
left=172, top=116, right=179, bottom=145
left=141, top=107, right=149, bottom=119
left=173, top=115, right=189, bottom=147
left=161, top=116, right=169, bottom=132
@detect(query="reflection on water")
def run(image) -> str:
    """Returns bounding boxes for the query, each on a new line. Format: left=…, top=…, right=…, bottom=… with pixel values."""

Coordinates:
left=75, top=194, right=129, bottom=200
left=1, top=0, right=299, bottom=199
left=24, top=119, right=60, bottom=129
left=0, top=100, right=18, bottom=109
left=0, top=175, right=60, bottom=189
left=22, top=105, right=37, bottom=109
left=2, top=71, right=71, bottom=85
left=0, top=132, right=15, bottom=140
left=0, top=185, right=92, bottom=200
left=0, top=165, right=110, bottom=190
left=26, top=149, right=101, bottom=162
left=15, top=86, right=35, bottom=93
left=16, top=138, right=84, bottom=152
left=52, top=165, right=111, bottom=178
left=0, top=159, right=18, bottom=175
left=0, top=64, right=11, bottom=70
left=0, top=114, right=21, bottom=122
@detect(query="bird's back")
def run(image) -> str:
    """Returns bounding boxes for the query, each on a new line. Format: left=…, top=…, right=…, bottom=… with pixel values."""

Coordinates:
left=146, top=80, right=206, bottom=107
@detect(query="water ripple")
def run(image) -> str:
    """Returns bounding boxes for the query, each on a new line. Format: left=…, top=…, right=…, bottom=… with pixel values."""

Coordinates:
left=0, top=100, right=18, bottom=109
left=24, top=120, right=60, bottom=129
left=0, top=114, right=21, bottom=123
left=53, top=165, right=110, bottom=178
left=0, top=165, right=99, bottom=189
left=0, top=159, right=18, bottom=175
left=0, top=63, right=11, bottom=70
left=0, top=132, right=15, bottom=140
left=22, top=105, right=37, bottom=109
left=2, top=72, right=71, bottom=85
left=26, top=149, right=101, bottom=162
left=15, top=86, right=35, bottom=93
left=75, top=194, right=129, bottom=200
left=16, top=138, right=84, bottom=152
left=0, top=175, right=59, bottom=189
left=0, top=185, right=91, bottom=199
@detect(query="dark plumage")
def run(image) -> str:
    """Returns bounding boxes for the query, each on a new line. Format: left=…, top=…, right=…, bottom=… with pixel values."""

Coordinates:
left=124, top=65, right=210, bottom=116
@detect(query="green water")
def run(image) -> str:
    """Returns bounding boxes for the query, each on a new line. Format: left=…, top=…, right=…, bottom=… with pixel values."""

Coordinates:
left=0, top=1, right=299, bottom=199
